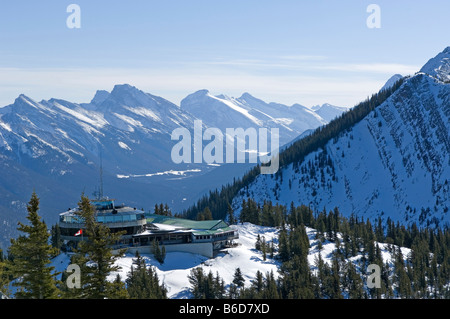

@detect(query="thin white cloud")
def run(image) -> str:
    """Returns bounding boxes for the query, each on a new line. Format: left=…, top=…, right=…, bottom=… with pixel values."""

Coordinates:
left=202, top=57, right=419, bottom=76
left=0, top=61, right=404, bottom=110
left=278, top=55, right=328, bottom=61
left=315, top=63, right=419, bottom=75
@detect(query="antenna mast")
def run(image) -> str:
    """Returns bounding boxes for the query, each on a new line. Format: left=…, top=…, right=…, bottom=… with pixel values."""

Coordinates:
left=93, top=144, right=104, bottom=200
left=99, top=146, right=104, bottom=200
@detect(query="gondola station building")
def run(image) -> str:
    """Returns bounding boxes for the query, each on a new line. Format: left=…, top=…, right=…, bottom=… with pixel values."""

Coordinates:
left=58, top=198, right=238, bottom=258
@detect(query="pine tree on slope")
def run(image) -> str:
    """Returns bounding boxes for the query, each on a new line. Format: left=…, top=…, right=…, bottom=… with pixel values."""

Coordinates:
left=9, top=192, right=60, bottom=299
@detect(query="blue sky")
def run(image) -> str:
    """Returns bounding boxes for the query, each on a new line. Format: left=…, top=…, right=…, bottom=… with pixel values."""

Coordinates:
left=0, top=1, right=449, bottom=108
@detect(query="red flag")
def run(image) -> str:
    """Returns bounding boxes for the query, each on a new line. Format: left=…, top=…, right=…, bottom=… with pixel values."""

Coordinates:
left=74, top=229, right=82, bottom=236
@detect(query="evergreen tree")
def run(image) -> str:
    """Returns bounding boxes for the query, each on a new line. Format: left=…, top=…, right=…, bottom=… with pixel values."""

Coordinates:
left=213, top=271, right=226, bottom=299
left=0, top=250, right=10, bottom=299
left=278, top=229, right=290, bottom=263
left=161, top=245, right=166, bottom=264
left=188, top=267, right=206, bottom=299
left=163, top=203, right=172, bottom=216
left=343, top=261, right=364, bottom=299
left=252, top=270, right=264, bottom=297
left=110, top=274, right=129, bottom=299
left=393, top=247, right=411, bottom=298
left=232, top=267, right=245, bottom=289
left=9, top=192, right=60, bottom=299
left=227, top=203, right=235, bottom=225
left=279, top=255, right=314, bottom=299
left=328, top=253, right=343, bottom=299
left=255, top=234, right=261, bottom=251
left=313, top=252, right=327, bottom=298
left=70, top=194, right=127, bottom=299
left=262, top=270, right=279, bottom=299
left=126, top=251, right=167, bottom=299
left=239, top=199, right=248, bottom=224
left=50, top=223, right=62, bottom=251
left=197, top=207, right=213, bottom=221
left=188, top=267, right=226, bottom=299
left=262, top=236, right=267, bottom=261
left=152, top=240, right=166, bottom=265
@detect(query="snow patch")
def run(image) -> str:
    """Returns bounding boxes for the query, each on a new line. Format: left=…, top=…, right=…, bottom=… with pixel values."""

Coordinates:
left=117, top=169, right=202, bottom=179
left=118, top=141, right=131, bottom=151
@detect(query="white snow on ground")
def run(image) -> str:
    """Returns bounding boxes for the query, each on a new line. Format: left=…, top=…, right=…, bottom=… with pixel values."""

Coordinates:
left=109, top=223, right=280, bottom=298
left=305, top=227, right=411, bottom=275
left=51, top=222, right=411, bottom=299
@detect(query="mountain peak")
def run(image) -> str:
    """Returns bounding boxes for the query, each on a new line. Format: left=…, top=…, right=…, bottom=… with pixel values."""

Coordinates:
left=239, top=92, right=256, bottom=100
left=380, top=74, right=403, bottom=92
left=107, top=84, right=157, bottom=107
left=180, top=89, right=211, bottom=106
left=238, top=92, right=268, bottom=105
left=191, top=89, right=210, bottom=97
left=16, top=93, right=33, bottom=102
left=14, top=94, right=39, bottom=108
left=420, top=46, right=450, bottom=82
left=111, top=84, right=142, bottom=96
left=91, top=90, right=110, bottom=105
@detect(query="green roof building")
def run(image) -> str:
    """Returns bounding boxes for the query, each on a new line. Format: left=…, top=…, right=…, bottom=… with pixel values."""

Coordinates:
left=130, top=214, right=238, bottom=258
left=58, top=197, right=238, bottom=258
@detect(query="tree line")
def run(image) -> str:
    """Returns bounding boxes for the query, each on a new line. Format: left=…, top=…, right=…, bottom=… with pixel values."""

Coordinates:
left=181, top=76, right=406, bottom=222
left=2, top=191, right=449, bottom=299
left=187, top=198, right=450, bottom=299
left=0, top=192, right=167, bottom=299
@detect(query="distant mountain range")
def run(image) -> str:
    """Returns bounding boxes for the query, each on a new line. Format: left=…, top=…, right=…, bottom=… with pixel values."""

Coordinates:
left=0, top=84, right=348, bottom=248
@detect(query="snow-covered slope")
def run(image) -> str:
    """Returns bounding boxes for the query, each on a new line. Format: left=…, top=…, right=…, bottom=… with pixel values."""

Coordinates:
left=0, top=85, right=331, bottom=249
left=231, top=47, right=450, bottom=228
left=311, top=103, right=349, bottom=122
left=380, top=74, right=404, bottom=92
left=420, top=46, right=450, bottom=82
left=50, top=222, right=410, bottom=299
left=0, top=86, right=200, bottom=249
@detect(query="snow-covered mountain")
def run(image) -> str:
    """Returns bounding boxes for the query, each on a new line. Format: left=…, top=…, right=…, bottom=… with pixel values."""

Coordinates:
left=0, top=85, right=203, bottom=247
left=311, top=103, right=350, bottom=122
left=380, top=74, right=404, bottom=92
left=181, top=90, right=329, bottom=146
left=420, top=46, right=450, bottom=82
left=0, top=85, right=338, bottom=249
left=231, top=47, right=450, bottom=228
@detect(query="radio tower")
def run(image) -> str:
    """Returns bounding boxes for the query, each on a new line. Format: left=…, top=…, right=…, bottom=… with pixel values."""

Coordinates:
left=93, top=145, right=104, bottom=200
left=99, top=148, right=104, bottom=200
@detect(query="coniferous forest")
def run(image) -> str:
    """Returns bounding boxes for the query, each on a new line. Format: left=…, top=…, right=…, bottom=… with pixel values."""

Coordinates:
left=0, top=193, right=168, bottom=300
left=1, top=192, right=449, bottom=299
left=234, top=198, right=450, bottom=299
left=181, top=77, right=407, bottom=222
left=1, top=76, right=449, bottom=299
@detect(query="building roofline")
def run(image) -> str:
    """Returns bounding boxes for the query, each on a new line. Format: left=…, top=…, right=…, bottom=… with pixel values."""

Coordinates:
left=145, top=214, right=230, bottom=231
